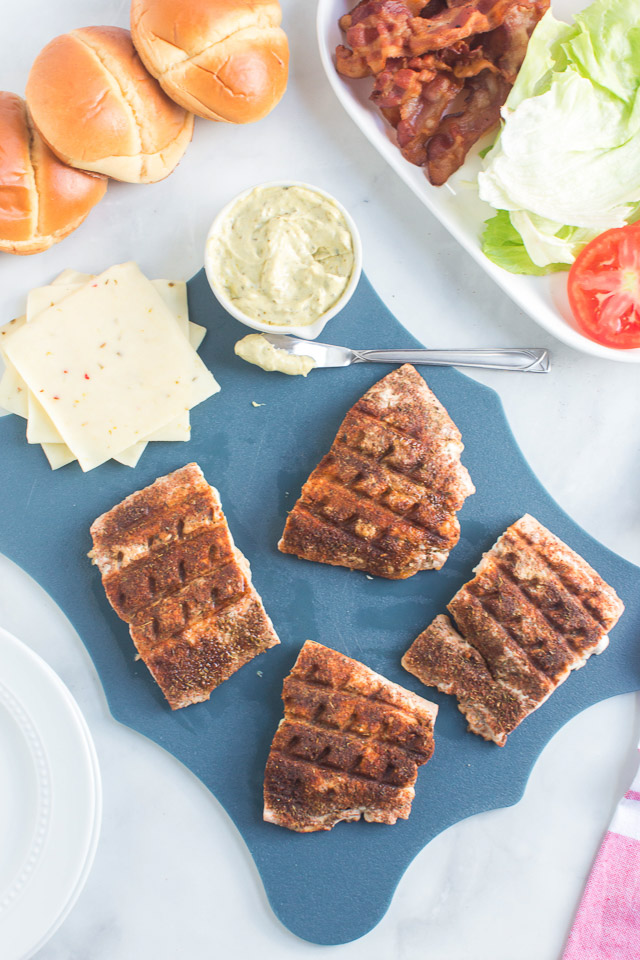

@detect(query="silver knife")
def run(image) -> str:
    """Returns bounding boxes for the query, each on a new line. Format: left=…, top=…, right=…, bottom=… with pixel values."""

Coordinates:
left=262, top=334, right=551, bottom=373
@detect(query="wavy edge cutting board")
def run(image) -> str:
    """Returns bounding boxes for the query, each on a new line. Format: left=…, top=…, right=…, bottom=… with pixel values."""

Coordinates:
left=0, top=269, right=638, bottom=945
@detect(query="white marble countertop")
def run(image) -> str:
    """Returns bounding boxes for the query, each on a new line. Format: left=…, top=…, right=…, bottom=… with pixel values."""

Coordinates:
left=2, top=1, right=640, bottom=957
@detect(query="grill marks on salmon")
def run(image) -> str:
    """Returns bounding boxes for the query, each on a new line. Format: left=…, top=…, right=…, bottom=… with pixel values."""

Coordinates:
left=89, top=463, right=279, bottom=709
left=278, top=364, right=474, bottom=578
left=263, top=641, right=438, bottom=831
left=402, top=515, right=624, bottom=745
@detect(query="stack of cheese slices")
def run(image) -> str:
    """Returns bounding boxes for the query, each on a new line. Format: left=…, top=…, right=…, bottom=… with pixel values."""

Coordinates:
left=0, top=263, right=219, bottom=471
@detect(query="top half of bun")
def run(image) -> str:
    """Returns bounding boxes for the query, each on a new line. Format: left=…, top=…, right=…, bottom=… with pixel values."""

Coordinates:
left=0, top=91, right=106, bottom=255
left=25, top=26, right=194, bottom=184
left=130, top=0, right=289, bottom=124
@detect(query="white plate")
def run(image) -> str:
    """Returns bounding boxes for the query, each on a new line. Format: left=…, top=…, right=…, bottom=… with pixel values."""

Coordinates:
left=316, top=0, right=640, bottom=363
left=0, top=627, right=101, bottom=960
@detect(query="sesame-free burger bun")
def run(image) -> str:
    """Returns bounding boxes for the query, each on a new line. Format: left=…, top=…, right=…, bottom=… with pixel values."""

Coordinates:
left=0, top=92, right=106, bottom=256
left=131, top=0, right=289, bottom=124
left=26, top=26, right=194, bottom=184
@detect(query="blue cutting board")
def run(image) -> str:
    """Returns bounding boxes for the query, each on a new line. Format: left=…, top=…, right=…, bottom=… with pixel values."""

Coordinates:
left=0, top=270, right=638, bottom=945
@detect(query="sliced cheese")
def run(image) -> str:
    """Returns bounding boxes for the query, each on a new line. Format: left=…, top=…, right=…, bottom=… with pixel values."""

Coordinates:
left=189, top=322, right=206, bottom=350
left=26, top=392, right=62, bottom=444
left=26, top=277, right=193, bottom=445
left=52, top=269, right=90, bottom=285
left=26, top=284, right=82, bottom=321
left=113, top=442, right=147, bottom=468
left=1, top=272, right=90, bottom=424
left=0, top=363, right=28, bottom=418
left=152, top=280, right=189, bottom=339
left=0, top=316, right=28, bottom=417
left=41, top=442, right=77, bottom=470
left=6, top=262, right=219, bottom=471
left=50, top=275, right=158, bottom=465
left=0, top=314, right=27, bottom=354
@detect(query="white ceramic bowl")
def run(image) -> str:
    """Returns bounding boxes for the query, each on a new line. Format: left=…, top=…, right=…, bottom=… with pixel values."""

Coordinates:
left=204, top=180, right=362, bottom=340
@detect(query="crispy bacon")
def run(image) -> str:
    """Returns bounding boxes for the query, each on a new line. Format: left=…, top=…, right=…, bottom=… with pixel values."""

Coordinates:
left=397, top=73, right=464, bottom=164
left=446, top=41, right=499, bottom=78
left=419, top=0, right=448, bottom=14
left=425, top=70, right=510, bottom=184
left=336, top=43, right=372, bottom=78
left=345, top=0, right=415, bottom=74
left=409, top=0, right=524, bottom=54
left=337, top=0, right=548, bottom=183
left=370, top=56, right=439, bottom=108
left=482, top=1, right=549, bottom=83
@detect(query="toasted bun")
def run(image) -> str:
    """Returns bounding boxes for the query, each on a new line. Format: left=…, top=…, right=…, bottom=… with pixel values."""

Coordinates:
left=131, top=0, right=289, bottom=124
left=0, top=92, right=106, bottom=256
left=26, top=26, right=194, bottom=184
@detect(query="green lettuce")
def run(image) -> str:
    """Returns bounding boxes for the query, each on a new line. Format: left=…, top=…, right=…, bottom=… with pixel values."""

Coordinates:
left=481, top=211, right=567, bottom=276
left=479, top=0, right=640, bottom=273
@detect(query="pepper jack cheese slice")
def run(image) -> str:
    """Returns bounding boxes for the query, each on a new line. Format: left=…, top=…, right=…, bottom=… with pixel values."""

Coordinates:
left=0, top=317, right=28, bottom=418
left=0, top=272, right=208, bottom=469
left=0, top=274, right=206, bottom=432
left=24, top=278, right=194, bottom=446
left=41, top=442, right=77, bottom=470
left=5, top=262, right=219, bottom=471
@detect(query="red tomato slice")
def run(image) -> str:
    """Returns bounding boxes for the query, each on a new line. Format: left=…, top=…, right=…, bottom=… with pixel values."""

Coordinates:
left=568, top=222, right=640, bottom=349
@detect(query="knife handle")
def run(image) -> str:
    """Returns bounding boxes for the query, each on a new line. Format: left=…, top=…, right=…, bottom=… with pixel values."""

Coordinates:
left=352, top=348, right=550, bottom=373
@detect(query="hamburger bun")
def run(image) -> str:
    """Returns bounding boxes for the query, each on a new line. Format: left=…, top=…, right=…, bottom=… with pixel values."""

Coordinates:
left=26, top=26, right=194, bottom=184
left=130, top=0, right=289, bottom=124
left=0, top=92, right=107, bottom=256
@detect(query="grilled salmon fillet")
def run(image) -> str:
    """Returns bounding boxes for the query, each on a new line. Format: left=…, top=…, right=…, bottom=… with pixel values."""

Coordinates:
left=89, top=463, right=280, bottom=709
left=263, top=640, right=438, bottom=832
left=278, top=364, right=474, bottom=578
left=402, top=515, right=624, bottom=745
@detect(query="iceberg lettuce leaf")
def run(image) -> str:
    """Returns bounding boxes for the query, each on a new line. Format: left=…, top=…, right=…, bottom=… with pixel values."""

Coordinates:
left=479, top=0, right=640, bottom=271
left=481, top=211, right=567, bottom=276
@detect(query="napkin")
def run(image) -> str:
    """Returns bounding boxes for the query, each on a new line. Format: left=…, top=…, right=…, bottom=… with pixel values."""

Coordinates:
left=563, top=750, right=640, bottom=959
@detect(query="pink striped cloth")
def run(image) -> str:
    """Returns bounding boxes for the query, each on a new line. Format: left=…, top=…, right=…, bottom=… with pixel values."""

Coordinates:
left=563, top=758, right=640, bottom=959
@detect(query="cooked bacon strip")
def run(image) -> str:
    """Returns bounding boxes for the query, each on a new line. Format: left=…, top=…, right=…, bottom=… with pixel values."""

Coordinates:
left=425, top=70, right=510, bottom=184
left=419, top=0, right=448, bottom=14
left=402, top=515, right=624, bottom=745
left=409, top=0, right=522, bottom=54
left=482, top=0, right=549, bottom=83
left=396, top=72, right=463, bottom=164
left=369, top=56, right=462, bottom=165
left=447, top=41, right=499, bottom=78
left=370, top=55, right=440, bottom=109
left=336, top=43, right=372, bottom=78
left=337, top=0, right=548, bottom=183
left=346, top=0, right=415, bottom=74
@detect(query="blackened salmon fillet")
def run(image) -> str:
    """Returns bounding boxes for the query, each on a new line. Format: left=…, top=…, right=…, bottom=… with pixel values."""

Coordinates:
left=264, top=640, right=438, bottom=831
left=402, top=514, right=624, bottom=745
left=278, top=364, right=474, bottom=578
left=89, top=462, right=280, bottom=709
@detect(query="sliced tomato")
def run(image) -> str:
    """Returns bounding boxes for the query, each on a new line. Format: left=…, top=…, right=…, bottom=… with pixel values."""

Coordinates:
left=568, top=222, right=640, bottom=349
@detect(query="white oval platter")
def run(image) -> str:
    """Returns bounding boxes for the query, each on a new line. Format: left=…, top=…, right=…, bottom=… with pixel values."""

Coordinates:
left=316, top=0, right=640, bottom=363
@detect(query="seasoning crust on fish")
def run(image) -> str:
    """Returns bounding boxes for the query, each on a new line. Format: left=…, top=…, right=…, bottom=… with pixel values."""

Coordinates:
left=402, top=514, right=624, bottom=745
left=89, top=462, right=280, bottom=709
left=263, top=640, right=438, bottom=832
left=278, top=364, right=474, bottom=578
